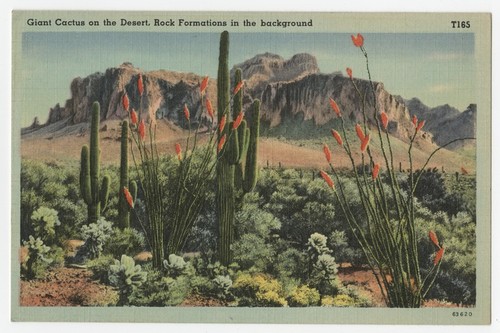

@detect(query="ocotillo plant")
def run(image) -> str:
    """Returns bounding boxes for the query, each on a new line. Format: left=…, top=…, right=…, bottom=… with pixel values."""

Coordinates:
left=117, top=120, right=137, bottom=229
left=319, top=33, right=474, bottom=307
left=80, top=101, right=110, bottom=224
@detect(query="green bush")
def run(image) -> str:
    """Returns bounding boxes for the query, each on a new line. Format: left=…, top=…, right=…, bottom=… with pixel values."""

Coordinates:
left=22, top=236, right=52, bottom=280
left=212, top=275, right=233, bottom=301
left=30, top=206, right=60, bottom=245
left=103, top=227, right=146, bottom=258
left=129, top=265, right=193, bottom=306
left=232, top=273, right=288, bottom=307
left=287, top=285, right=320, bottom=307
left=87, top=254, right=116, bottom=284
left=163, top=254, right=192, bottom=278
left=109, top=255, right=147, bottom=306
left=78, top=217, right=113, bottom=260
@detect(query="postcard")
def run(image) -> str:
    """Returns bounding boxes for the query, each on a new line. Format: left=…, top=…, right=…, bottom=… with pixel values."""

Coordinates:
left=11, top=10, right=491, bottom=324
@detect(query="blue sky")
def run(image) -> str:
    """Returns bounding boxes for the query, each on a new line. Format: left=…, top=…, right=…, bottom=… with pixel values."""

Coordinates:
left=17, top=31, right=475, bottom=127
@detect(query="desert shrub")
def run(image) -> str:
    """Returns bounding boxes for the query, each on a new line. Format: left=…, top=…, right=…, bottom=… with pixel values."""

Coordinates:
left=287, top=285, right=320, bottom=307
left=30, top=206, right=60, bottom=245
left=163, top=254, right=191, bottom=278
left=232, top=273, right=288, bottom=307
left=20, top=161, right=86, bottom=242
left=77, top=217, right=113, bottom=260
left=212, top=275, right=234, bottom=301
left=328, top=229, right=365, bottom=267
left=109, top=254, right=147, bottom=306
left=87, top=254, right=116, bottom=284
left=322, top=294, right=355, bottom=307
left=129, top=265, right=193, bottom=306
left=21, top=236, right=53, bottom=280
left=232, top=234, right=275, bottom=272
left=309, top=254, right=341, bottom=296
left=272, top=246, right=308, bottom=281
left=103, top=227, right=146, bottom=258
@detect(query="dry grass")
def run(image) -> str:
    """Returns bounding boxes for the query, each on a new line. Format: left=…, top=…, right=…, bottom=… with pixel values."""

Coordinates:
left=21, top=119, right=475, bottom=173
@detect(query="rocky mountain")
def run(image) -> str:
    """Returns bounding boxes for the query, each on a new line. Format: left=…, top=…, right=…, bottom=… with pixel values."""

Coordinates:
left=22, top=54, right=474, bottom=151
left=403, top=97, right=476, bottom=149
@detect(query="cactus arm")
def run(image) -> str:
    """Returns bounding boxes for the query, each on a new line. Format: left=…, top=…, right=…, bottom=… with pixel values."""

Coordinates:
left=100, top=175, right=110, bottom=211
left=243, top=99, right=261, bottom=193
left=118, top=120, right=130, bottom=229
left=90, top=102, right=101, bottom=206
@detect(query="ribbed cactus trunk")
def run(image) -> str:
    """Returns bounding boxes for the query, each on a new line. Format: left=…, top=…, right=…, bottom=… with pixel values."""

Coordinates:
left=117, top=120, right=137, bottom=229
left=216, top=31, right=235, bottom=265
left=80, top=102, right=110, bottom=224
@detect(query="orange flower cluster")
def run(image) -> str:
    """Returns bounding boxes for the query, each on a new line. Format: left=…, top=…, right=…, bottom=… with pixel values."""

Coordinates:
left=200, top=76, right=209, bottom=94
left=351, top=33, right=364, bottom=47
left=137, top=73, right=144, bottom=96
left=130, top=109, right=138, bottom=125
left=429, top=230, right=445, bottom=266
left=323, top=143, right=332, bottom=163
left=206, top=98, right=214, bottom=119
left=380, top=112, right=389, bottom=130
left=329, top=98, right=341, bottom=117
left=346, top=67, right=353, bottom=79
left=183, top=104, right=190, bottom=121
left=219, top=115, right=226, bottom=133
left=233, top=112, right=244, bottom=130
left=372, top=163, right=380, bottom=180
left=217, top=134, right=226, bottom=153
left=320, top=170, right=334, bottom=189
left=122, top=93, right=129, bottom=111
left=175, top=143, right=182, bottom=161
left=138, top=119, right=145, bottom=141
left=123, top=187, right=134, bottom=208
left=233, top=81, right=244, bottom=95
left=331, top=129, right=343, bottom=146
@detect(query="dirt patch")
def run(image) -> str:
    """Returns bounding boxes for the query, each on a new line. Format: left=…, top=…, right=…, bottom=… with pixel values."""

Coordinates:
left=20, top=267, right=118, bottom=306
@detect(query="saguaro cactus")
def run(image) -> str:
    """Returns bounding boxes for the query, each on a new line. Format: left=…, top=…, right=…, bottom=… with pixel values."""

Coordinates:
left=80, top=101, right=110, bottom=224
left=216, top=31, right=235, bottom=265
left=216, top=32, right=261, bottom=265
left=117, top=120, right=137, bottom=229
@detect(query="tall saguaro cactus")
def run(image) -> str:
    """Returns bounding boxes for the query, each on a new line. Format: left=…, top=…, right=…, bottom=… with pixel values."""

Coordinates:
left=216, top=32, right=262, bottom=265
left=80, top=101, right=110, bottom=224
left=216, top=31, right=235, bottom=265
left=117, top=120, right=137, bottom=229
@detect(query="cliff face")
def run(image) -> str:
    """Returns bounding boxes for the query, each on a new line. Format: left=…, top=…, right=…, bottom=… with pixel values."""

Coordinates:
left=404, top=97, right=476, bottom=149
left=45, top=62, right=216, bottom=128
left=28, top=54, right=474, bottom=150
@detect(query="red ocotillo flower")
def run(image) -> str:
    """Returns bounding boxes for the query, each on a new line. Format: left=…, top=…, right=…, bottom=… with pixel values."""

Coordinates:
left=429, top=231, right=440, bottom=249
left=323, top=143, right=332, bottom=163
left=416, top=120, right=425, bottom=132
left=331, top=129, right=343, bottom=146
left=138, top=119, right=145, bottom=141
left=217, top=134, right=226, bottom=153
left=351, top=33, right=364, bottom=47
left=206, top=98, right=214, bottom=119
left=372, top=163, right=380, bottom=180
left=233, top=112, right=244, bottom=130
left=122, top=93, right=129, bottom=111
left=233, top=81, right=244, bottom=95
left=380, top=112, right=389, bottom=130
left=412, top=114, right=418, bottom=127
left=320, top=170, right=334, bottom=189
left=175, top=143, right=182, bottom=161
left=219, top=115, right=227, bottom=133
left=123, top=187, right=134, bottom=208
left=329, top=97, right=341, bottom=117
left=183, top=104, right=190, bottom=121
left=461, top=167, right=469, bottom=175
left=200, top=76, right=209, bottom=94
left=434, top=247, right=445, bottom=266
left=346, top=67, right=353, bottom=79
left=355, top=124, right=365, bottom=141
left=361, top=133, right=370, bottom=152
left=130, top=109, right=138, bottom=125
left=137, top=73, right=144, bottom=96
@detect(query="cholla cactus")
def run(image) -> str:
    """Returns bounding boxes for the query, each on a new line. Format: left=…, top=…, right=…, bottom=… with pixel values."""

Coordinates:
left=307, top=232, right=332, bottom=258
left=79, top=217, right=113, bottom=259
left=22, top=235, right=52, bottom=279
left=109, top=254, right=147, bottom=306
left=163, top=254, right=188, bottom=278
left=212, top=275, right=233, bottom=300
